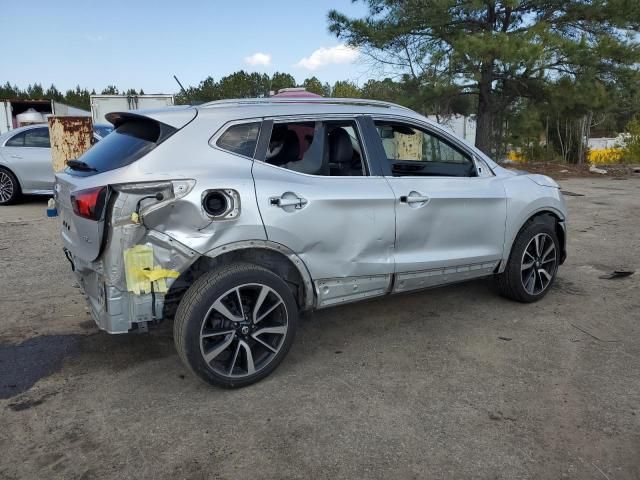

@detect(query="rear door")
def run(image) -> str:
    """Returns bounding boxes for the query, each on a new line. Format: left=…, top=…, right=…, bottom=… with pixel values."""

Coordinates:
left=364, top=117, right=507, bottom=292
left=251, top=115, right=397, bottom=307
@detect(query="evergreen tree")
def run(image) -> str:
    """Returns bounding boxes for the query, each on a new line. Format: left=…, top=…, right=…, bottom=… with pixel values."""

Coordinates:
left=329, top=0, right=640, bottom=155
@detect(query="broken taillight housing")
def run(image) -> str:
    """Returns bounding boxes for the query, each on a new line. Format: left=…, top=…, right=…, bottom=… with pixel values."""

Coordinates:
left=71, top=186, right=108, bottom=221
left=112, top=180, right=196, bottom=216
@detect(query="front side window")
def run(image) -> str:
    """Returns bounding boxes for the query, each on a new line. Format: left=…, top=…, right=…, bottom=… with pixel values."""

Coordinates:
left=374, top=121, right=475, bottom=177
left=216, top=122, right=260, bottom=158
left=262, top=120, right=367, bottom=176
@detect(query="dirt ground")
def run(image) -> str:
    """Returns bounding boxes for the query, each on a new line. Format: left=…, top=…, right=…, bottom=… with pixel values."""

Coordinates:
left=1, top=176, right=639, bottom=480
left=506, top=161, right=640, bottom=180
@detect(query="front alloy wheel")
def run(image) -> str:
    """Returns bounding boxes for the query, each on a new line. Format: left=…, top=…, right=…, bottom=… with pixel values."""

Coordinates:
left=496, top=217, right=560, bottom=303
left=520, top=233, right=557, bottom=295
left=174, top=263, right=298, bottom=388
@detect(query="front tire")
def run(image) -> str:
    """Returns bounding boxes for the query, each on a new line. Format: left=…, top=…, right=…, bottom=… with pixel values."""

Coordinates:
left=0, top=168, right=21, bottom=205
left=496, top=218, right=560, bottom=303
left=173, top=263, right=298, bottom=388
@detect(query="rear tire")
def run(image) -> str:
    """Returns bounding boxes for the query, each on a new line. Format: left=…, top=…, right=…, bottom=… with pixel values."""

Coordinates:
left=0, top=168, right=21, bottom=205
left=173, top=262, right=298, bottom=388
left=496, top=217, right=560, bottom=303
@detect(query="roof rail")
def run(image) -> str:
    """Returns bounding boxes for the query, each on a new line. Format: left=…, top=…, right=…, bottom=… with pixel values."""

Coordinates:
left=198, top=97, right=411, bottom=111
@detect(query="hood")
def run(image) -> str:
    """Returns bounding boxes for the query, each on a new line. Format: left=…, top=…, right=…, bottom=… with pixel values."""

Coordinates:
left=504, top=168, right=559, bottom=188
left=527, top=174, right=560, bottom=188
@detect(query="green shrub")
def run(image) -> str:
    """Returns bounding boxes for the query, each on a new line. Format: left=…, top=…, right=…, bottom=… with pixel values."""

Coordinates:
left=621, top=117, right=640, bottom=164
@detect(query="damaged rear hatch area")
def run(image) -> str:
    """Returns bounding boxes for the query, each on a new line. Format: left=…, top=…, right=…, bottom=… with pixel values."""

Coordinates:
left=56, top=108, right=195, bottom=261
left=55, top=107, right=198, bottom=332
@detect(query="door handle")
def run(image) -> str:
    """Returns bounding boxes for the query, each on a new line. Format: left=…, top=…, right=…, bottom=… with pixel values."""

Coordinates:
left=270, top=195, right=308, bottom=209
left=400, top=194, right=430, bottom=204
left=10, top=155, right=22, bottom=159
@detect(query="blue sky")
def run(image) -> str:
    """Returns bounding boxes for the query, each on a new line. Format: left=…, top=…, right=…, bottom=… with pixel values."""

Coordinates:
left=1, top=0, right=372, bottom=94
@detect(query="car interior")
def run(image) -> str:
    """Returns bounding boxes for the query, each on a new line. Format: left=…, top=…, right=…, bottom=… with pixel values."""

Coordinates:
left=262, top=119, right=477, bottom=178
left=265, top=121, right=366, bottom=176
left=376, top=122, right=478, bottom=177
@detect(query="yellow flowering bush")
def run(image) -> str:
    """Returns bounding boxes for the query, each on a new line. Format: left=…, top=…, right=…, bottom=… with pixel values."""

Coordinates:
left=588, top=148, right=624, bottom=165
left=506, top=150, right=525, bottom=162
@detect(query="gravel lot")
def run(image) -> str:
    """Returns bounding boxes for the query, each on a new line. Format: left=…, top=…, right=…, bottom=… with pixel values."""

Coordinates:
left=1, top=176, right=639, bottom=480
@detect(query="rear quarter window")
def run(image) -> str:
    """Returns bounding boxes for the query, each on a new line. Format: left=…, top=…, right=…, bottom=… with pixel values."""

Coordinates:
left=215, top=122, right=260, bottom=158
left=68, top=119, right=175, bottom=176
left=5, top=132, right=26, bottom=147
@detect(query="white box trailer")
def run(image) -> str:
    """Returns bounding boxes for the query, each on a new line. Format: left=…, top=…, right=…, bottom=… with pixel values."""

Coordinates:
left=90, top=94, right=174, bottom=124
left=0, top=99, right=90, bottom=134
left=426, top=114, right=476, bottom=144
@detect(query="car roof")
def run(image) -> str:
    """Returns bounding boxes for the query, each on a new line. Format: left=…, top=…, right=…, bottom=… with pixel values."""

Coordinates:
left=196, top=97, right=416, bottom=118
left=0, top=123, right=105, bottom=145
left=108, top=99, right=424, bottom=130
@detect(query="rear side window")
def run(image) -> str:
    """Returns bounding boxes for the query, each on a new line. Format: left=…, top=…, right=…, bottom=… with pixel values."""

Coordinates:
left=24, top=128, right=51, bottom=148
left=5, top=132, right=25, bottom=147
left=68, top=119, right=175, bottom=176
left=5, top=128, right=51, bottom=148
left=215, top=122, right=260, bottom=158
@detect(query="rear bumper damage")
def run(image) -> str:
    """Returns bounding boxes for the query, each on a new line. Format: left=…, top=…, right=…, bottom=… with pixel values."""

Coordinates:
left=67, top=229, right=198, bottom=334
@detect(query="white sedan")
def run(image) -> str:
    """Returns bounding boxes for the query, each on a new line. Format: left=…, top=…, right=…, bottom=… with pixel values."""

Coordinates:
left=0, top=124, right=111, bottom=204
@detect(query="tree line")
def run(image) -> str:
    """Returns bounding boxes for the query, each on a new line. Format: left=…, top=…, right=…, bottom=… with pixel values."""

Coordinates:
left=173, top=71, right=375, bottom=104
left=4, top=66, right=639, bottom=164
left=0, top=83, right=146, bottom=112
left=328, top=0, right=640, bottom=163
left=5, top=0, right=640, bottom=165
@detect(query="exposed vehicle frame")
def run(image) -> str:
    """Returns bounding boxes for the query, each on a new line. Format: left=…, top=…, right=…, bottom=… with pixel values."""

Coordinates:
left=54, top=98, right=567, bottom=387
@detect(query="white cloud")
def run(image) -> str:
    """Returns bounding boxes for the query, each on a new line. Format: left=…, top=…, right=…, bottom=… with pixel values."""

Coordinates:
left=295, top=44, right=359, bottom=71
left=86, top=34, right=106, bottom=42
left=244, top=52, right=272, bottom=66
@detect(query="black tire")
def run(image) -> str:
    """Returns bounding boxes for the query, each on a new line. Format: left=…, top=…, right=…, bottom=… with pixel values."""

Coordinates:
left=496, top=217, right=560, bottom=303
left=0, top=168, right=21, bottom=205
left=174, top=262, right=298, bottom=388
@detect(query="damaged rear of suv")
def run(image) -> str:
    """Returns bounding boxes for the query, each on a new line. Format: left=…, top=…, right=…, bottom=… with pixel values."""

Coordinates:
left=56, top=103, right=305, bottom=388
left=56, top=98, right=567, bottom=388
left=56, top=107, right=199, bottom=334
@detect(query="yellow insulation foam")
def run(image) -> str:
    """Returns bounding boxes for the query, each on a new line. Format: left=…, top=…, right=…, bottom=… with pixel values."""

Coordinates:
left=123, top=244, right=179, bottom=294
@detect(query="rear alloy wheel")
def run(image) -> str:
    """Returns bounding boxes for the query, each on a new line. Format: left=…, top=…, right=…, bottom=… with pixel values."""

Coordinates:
left=0, top=169, right=20, bottom=205
left=496, top=218, right=560, bottom=303
left=174, top=263, right=298, bottom=388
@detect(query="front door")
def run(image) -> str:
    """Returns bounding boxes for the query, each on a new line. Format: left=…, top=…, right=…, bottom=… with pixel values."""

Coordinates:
left=366, top=117, right=507, bottom=292
left=252, top=116, right=397, bottom=307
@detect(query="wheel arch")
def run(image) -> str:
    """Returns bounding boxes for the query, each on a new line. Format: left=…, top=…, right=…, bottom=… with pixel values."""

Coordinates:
left=165, top=240, right=315, bottom=318
left=500, top=208, right=566, bottom=273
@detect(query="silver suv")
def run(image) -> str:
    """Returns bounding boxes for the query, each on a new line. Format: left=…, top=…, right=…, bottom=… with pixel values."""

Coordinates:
left=55, top=98, right=567, bottom=388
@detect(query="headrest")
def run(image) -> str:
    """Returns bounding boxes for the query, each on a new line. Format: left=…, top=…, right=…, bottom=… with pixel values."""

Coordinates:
left=329, top=128, right=353, bottom=165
